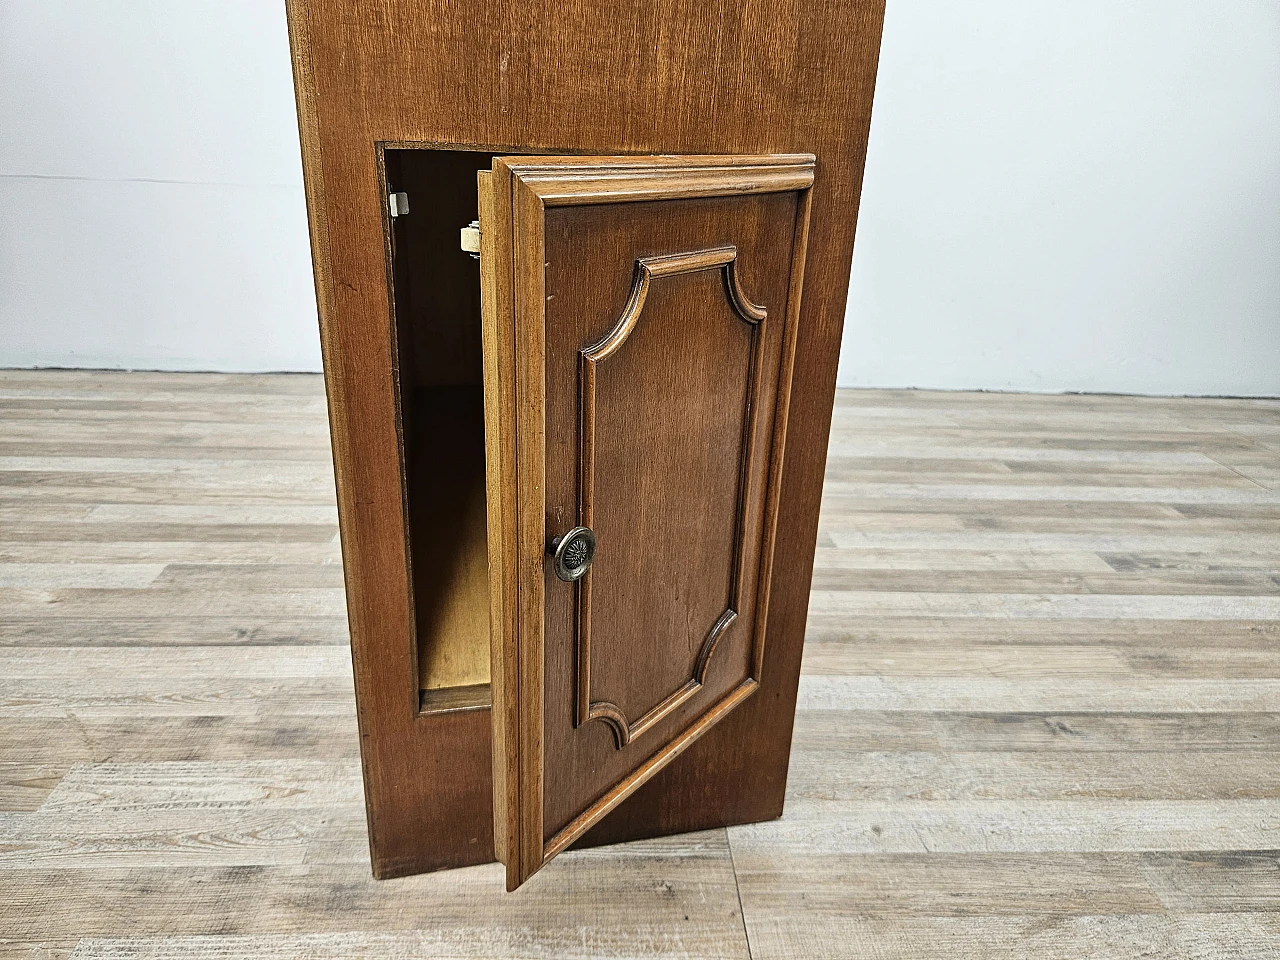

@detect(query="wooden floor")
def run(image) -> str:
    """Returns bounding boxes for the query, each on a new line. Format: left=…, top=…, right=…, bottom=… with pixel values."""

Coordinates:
left=2, top=370, right=1279, bottom=959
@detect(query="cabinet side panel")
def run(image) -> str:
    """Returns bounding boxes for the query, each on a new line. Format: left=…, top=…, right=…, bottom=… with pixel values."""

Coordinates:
left=286, top=0, right=382, bottom=863
left=286, top=2, right=496, bottom=878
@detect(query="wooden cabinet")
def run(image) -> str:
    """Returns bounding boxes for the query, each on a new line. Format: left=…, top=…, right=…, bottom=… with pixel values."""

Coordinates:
left=482, top=156, right=813, bottom=887
left=286, top=1, right=885, bottom=890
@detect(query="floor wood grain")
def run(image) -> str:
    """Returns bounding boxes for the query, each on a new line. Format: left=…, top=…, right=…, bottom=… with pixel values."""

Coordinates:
left=1, top=371, right=1277, bottom=958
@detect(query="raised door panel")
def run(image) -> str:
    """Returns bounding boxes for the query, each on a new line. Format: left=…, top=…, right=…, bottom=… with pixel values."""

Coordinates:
left=577, top=243, right=766, bottom=748
left=482, top=155, right=813, bottom=889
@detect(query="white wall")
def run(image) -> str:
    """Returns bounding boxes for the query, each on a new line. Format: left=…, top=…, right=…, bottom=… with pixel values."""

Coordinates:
left=3, top=3, right=1279, bottom=394
left=0, top=1, right=321, bottom=371
left=841, top=0, right=1280, bottom=396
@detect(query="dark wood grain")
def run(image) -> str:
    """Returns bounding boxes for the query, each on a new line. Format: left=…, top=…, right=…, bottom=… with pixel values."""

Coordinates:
left=285, top=0, right=887, bottom=879
left=575, top=244, right=765, bottom=747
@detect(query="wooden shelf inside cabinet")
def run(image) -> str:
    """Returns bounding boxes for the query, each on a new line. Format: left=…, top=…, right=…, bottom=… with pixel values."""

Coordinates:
left=286, top=0, right=886, bottom=890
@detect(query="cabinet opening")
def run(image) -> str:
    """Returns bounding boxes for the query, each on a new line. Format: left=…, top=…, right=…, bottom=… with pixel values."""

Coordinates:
left=385, top=147, right=496, bottom=715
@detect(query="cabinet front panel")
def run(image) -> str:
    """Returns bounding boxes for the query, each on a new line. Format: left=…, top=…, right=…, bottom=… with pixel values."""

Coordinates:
left=541, top=193, right=798, bottom=839
left=289, top=0, right=885, bottom=882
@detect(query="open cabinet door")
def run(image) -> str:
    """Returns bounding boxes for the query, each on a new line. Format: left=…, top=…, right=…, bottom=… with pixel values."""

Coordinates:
left=480, top=154, right=814, bottom=890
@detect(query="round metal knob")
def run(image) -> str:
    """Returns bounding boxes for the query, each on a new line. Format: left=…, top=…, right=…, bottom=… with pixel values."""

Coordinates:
left=549, top=526, right=596, bottom=582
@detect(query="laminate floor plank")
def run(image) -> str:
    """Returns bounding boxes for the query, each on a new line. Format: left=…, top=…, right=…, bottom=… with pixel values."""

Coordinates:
left=4, top=839, right=748, bottom=956
left=0, top=523, right=340, bottom=544
left=821, top=498, right=1229, bottom=521
left=824, top=471, right=1270, bottom=491
left=798, top=675, right=1280, bottom=712
left=826, top=427, right=1272, bottom=453
left=823, top=514, right=1280, bottom=537
left=0, top=716, right=361, bottom=763
left=0, top=616, right=350, bottom=647
left=0, top=587, right=348, bottom=619
left=826, top=442, right=1228, bottom=465
left=0, top=678, right=355, bottom=719
left=809, top=590, right=1280, bottom=620
left=811, top=546, right=1119, bottom=572
left=810, top=569, right=1280, bottom=596
left=801, top=617, right=1280, bottom=648
left=1139, top=851, right=1280, bottom=912
left=739, top=914, right=1280, bottom=960
left=825, top=529, right=1280, bottom=553
left=0, top=465, right=335, bottom=486
left=785, top=749, right=1280, bottom=800
left=0, top=808, right=359, bottom=869
left=0, top=403, right=328, bottom=422
left=0, top=447, right=334, bottom=463
left=0, top=370, right=327, bottom=396
left=729, top=850, right=1164, bottom=917
left=0, top=543, right=345, bottom=564
left=2, top=372, right=1278, bottom=958
left=0, top=940, right=77, bottom=960
left=793, top=710, right=1280, bottom=754
left=0, top=763, right=68, bottom=812
left=886, top=521, right=1280, bottom=545
left=0, top=565, right=166, bottom=590
left=0, top=486, right=338, bottom=508
left=150, top=564, right=347, bottom=589
left=801, top=641, right=1138, bottom=678
left=802, top=640, right=1280, bottom=679
left=0, top=426, right=330, bottom=449
left=825, top=480, right=1280, bottom=502
left=37, top=760, right=362, bottom=810
left=0, top=647, right=351, bottom=680
left=730, top=798, right=1280, bottom=854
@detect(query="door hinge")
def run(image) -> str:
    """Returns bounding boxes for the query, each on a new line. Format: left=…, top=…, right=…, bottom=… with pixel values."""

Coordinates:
left=460, top=220, right=480, bottom=259
left=388, top=191, right=410, bottom=218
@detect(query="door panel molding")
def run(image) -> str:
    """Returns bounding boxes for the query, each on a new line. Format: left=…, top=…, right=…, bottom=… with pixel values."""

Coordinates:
left=576, top=246, right=768, bottom=749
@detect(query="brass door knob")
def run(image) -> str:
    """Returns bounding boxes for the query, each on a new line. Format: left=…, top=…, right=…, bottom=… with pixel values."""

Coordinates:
left=549, top=526, right=596, bottom=582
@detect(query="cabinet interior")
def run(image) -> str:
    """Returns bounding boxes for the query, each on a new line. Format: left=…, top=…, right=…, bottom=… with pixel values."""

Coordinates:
left=385, top=147, right=496, bottom=715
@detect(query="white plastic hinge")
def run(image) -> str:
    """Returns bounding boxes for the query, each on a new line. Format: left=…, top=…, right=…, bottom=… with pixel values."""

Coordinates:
left=388, top=192, right=410, bottom=217
left=460, top=220, right=480, bottom=258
